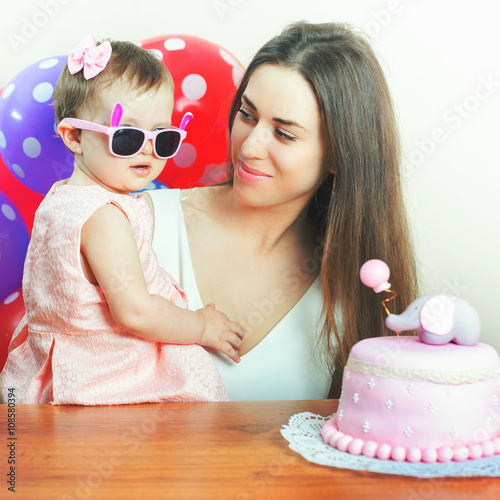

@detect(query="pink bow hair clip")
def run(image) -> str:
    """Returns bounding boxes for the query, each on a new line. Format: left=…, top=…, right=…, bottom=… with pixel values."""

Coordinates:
left=67, top=34, right=112, bottom=80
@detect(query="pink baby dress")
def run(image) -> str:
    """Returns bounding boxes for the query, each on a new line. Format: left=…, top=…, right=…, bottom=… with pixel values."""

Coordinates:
left=1, top=181, right=228, bottom=405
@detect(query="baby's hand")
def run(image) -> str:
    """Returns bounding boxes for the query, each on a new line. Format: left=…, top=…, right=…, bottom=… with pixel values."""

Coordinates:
left=196, top=303, right=245, bottom=363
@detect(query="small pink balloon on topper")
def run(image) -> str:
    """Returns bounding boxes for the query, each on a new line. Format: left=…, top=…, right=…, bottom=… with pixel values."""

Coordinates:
left=360, top=259, right=400, bottom=340
left=360, top=259, right=391, bottom=293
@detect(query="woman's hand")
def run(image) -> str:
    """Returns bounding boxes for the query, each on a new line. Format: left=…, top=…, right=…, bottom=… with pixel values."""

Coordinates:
left=196, top=303, right=245, bottom=363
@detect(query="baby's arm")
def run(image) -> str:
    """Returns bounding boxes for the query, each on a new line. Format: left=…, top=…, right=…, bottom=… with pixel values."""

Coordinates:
left=80, top=203, right=244, bottom=362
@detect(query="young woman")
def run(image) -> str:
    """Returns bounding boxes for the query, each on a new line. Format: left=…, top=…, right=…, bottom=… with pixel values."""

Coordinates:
left=147, top=21, right=418, bottom=400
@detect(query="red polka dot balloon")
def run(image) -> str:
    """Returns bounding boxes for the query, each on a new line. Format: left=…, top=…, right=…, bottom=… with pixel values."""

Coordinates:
left=0, top=288, right=25, bottom=371
left=0, top=152, right=43, bottom=234
left=140, top=35, right=245, bottom=188
left=0, top=86, right=43, bottom=233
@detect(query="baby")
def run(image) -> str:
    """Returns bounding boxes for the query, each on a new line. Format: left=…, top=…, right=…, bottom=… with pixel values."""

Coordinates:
left=0, top=35, right=244, bottom=405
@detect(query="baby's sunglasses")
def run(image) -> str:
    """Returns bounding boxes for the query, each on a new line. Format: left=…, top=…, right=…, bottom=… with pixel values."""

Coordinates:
left=60, top=103, right=193, bottom=159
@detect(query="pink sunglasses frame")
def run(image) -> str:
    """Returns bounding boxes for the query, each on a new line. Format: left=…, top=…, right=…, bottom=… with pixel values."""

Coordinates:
left=60, top=103, right=193, bottom=159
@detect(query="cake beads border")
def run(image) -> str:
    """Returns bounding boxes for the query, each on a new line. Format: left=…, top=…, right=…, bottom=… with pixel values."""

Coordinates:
left=322, top=416, right=500, bottom=464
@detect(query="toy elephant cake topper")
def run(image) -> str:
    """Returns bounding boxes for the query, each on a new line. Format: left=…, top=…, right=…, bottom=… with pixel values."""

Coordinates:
left=360, top=259, right=481, bottom=346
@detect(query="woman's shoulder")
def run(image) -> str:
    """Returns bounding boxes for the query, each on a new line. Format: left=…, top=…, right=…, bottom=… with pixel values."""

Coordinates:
left=144, top=187, right=182, bottom=207
left=145, top=185, right=224, bottom=205
left=145, top=184, right=224, bottom=237
left=180, top=184, right=229, bottom=210
left=148, top=184, right=230, bottom=222
left=142, top=188, right=185, bottom=227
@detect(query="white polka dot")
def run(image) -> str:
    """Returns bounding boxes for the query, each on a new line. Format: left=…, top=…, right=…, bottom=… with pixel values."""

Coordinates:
left=219, top=48, right=239, bottom=67
left=145, top=182, right=156, bottom=190
left=232, top=65, right=245, bottom=87
left=0, top=130, right=6, bottom=149
left=2, top=83, right=15, bottom=99
left=173, top=143, right=197, bottom=168
left=164, top=38, right=186, bottom=51
left=39, top=58, right=59, bottom=69
left=148, top=49, right=163, bottom=61
left=1, top=203, right=16, bottom=221
left=33, top=82, right=54, bottom=103
left=4, top=291, right=20, bottom=305
left=12, top=164, right=25, bottom=178
left=181, top=74, right=207, bottom=100
left=23, top=137, right=41, bottom=158
left=160, top=184, right=168, bottom=189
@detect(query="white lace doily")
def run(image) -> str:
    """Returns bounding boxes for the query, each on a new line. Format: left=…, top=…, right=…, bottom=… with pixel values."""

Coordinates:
left=281, top=412, right=500, bottom=478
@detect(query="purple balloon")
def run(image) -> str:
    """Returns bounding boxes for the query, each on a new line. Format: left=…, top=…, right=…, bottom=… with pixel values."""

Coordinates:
left=0, top=190, right=30, bottom=303
left=0, top=56, right=74, bottom=195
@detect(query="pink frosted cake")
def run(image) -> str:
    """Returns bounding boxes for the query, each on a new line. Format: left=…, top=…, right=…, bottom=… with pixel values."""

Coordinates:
left=322, top=336, right=500, bottom=463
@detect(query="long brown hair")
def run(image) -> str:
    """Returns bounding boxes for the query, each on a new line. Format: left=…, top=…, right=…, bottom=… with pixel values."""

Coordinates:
left=226, top=22, right=418, bottom=392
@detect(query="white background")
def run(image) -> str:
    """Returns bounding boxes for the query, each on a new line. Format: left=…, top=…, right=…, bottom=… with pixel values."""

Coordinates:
left=1, top=0, right=499, bottom=348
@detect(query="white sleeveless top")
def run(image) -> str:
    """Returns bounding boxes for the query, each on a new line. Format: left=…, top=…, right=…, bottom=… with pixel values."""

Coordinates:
left=149, top=188, right=332, bottom=401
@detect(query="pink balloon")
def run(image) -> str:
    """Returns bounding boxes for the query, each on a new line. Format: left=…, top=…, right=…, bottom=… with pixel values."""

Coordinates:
left=360, top=259, right=391, bottom=293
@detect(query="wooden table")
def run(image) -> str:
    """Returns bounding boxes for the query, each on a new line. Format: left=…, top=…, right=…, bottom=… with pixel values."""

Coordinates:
left=1, top=399, right=499, bottom=499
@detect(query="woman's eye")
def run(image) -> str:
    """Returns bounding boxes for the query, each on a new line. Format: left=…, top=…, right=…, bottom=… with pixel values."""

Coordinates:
left=275, top=128, right=296, bottom=142
left=238, top=108, right=253, bottom=122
